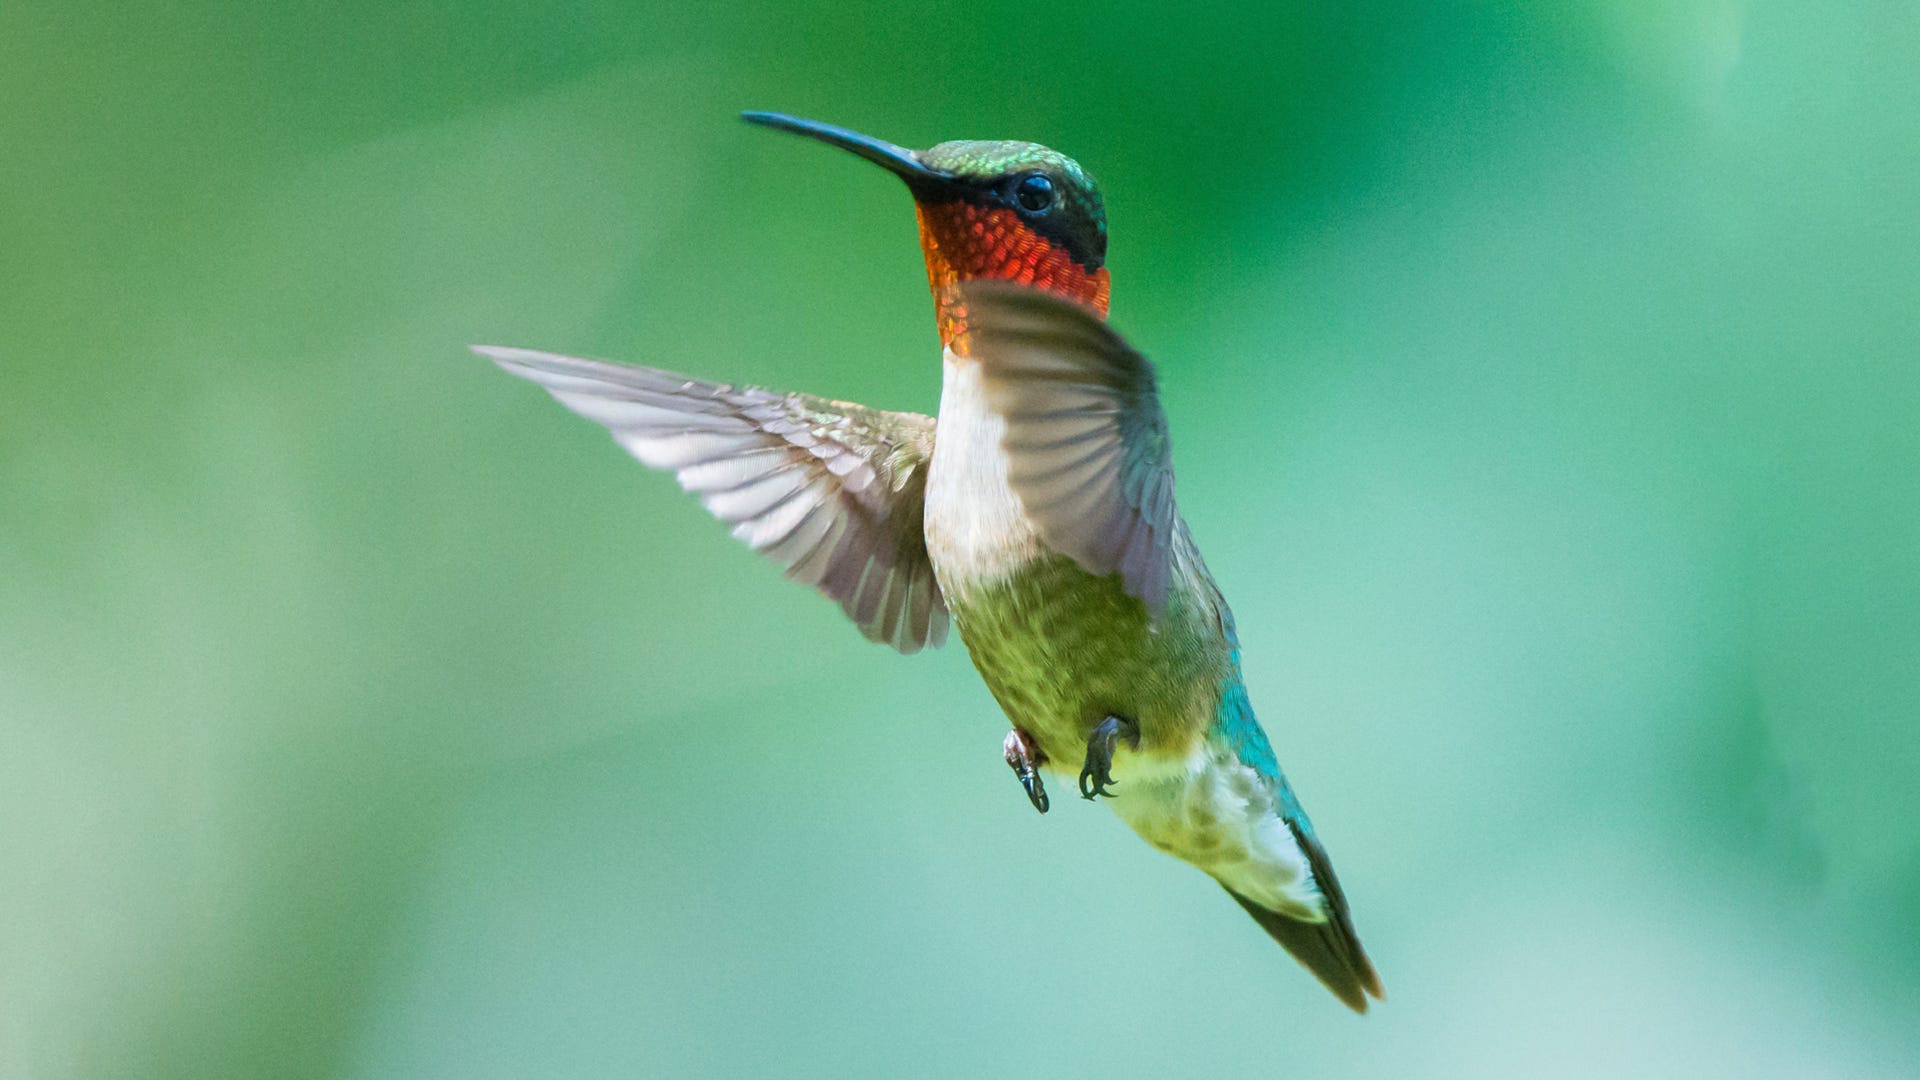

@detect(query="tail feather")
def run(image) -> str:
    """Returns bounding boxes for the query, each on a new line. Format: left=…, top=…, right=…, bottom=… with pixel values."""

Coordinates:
left=1226, top=888, right=1382, bottom=1013
left=1226, top=818, right=1383, bottom=1014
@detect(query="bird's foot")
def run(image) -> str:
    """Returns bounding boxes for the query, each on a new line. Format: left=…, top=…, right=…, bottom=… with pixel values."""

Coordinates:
left=1003, top=728, right=1050, bottom=814
left=1079, top=715, right=1139, bottom=801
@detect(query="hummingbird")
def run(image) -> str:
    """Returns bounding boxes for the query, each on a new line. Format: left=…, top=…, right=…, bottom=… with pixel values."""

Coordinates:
left=479, top=112, right=1384, bottom=1012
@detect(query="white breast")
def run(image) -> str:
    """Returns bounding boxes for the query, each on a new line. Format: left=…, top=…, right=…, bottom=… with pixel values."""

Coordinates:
left=924, top=350, right=1043, bottom=591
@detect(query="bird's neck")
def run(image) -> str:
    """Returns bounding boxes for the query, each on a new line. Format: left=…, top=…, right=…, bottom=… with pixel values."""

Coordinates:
left=915, top=200, right=1111, bottom=352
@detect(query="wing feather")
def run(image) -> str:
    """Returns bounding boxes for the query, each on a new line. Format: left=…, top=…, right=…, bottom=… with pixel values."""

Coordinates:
left=958, top=282, right=1179, bottom=613
left=480, top=345, right=947, bottom=653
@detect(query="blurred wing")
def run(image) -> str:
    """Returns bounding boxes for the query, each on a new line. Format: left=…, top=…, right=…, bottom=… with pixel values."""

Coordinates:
left=960, top=281, right=1177, bottom=613
left=480, top=345, right=947, bottom=654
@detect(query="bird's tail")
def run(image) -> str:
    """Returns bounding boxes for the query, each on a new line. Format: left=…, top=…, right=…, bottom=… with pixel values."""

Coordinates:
left=1225, top=808, right=1383, bottom=1013
left=1208, top=678, right=1383, bottom=1012
left=1225, top=884, right=1382, bottom=1013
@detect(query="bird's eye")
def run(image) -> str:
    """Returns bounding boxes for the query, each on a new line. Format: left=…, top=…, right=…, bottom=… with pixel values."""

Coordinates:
left=1013, top=173, right=1054, bottom=213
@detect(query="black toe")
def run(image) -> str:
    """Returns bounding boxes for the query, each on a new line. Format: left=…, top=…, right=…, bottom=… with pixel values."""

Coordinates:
left=1078, top=716, right=1137, bottom=801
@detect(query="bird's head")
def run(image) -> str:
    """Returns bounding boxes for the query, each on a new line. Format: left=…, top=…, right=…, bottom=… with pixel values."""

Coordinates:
left=743, top=112, right=1110, bottom=348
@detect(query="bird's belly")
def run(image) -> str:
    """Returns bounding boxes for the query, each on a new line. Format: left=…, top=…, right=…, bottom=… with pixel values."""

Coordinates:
left=943, top=556, right=1220, bottom=778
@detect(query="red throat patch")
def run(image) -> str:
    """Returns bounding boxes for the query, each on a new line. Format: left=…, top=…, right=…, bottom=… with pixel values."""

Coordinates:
left=915, top=200, right=1110, bottom=352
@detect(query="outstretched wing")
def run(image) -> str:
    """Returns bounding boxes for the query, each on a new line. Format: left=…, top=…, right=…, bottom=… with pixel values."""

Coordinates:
left=480, top=345, right=947, bottom=654
left=958, top=281, right=1178, bottom=614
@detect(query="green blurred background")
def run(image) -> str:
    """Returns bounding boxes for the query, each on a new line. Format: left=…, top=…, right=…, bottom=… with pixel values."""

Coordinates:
left=5, top=1, right=1918, bottom=1076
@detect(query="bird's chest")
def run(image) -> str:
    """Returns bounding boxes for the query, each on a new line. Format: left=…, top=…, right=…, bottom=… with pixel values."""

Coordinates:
left=923, top=354, right=1042, bottom=592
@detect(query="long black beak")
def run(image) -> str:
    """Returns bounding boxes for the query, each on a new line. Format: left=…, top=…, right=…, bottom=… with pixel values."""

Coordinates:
left=741, top=111, right=953, bottom=187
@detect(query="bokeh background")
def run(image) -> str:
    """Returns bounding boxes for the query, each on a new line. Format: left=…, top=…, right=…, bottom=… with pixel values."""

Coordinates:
left=5, top=2, right=1919, bottom=1077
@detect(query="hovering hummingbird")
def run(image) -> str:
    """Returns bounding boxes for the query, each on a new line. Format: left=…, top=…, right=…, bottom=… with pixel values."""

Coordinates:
left=480, top=112, right=1383, bottom=1012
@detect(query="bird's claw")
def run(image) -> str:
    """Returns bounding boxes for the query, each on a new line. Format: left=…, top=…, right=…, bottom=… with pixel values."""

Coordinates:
left=1079, top=715, right=1138, bottom=801
left=1003, top=728, right=1049, bottom=814
left=1078, top=766, right=1116, bottom=801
